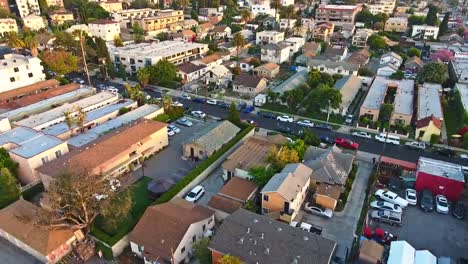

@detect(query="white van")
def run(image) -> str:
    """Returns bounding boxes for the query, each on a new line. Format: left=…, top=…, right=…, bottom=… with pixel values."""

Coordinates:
left=375, top=133, right=400, bottom=145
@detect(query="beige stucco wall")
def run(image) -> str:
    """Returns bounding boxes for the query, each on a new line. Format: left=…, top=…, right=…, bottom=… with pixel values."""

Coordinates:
left=316, top=194, right=337, bottom=210
left=173, top=215, right=215, bottom=263
left=359, top=107, right=380, bottom=122
left=390, top=112, right=412, bottom=126
left=416, top=122, right=441, bottom=142
left=233, top=79, right=267, bottom=96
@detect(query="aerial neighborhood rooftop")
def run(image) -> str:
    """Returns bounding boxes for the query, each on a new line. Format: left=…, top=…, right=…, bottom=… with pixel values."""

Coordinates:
left=0, top=0, right=467, bottom=263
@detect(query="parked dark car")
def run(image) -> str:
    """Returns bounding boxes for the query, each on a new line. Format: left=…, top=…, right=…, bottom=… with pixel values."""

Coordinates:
left=314, top=124, right=332, bottom=131
left=192, top=97, right=205, bottom=103
left=420, top=189, right=434, bottom=212
left=276, top=123, right=291, bottom=134
left=257, top=111, right=277, bottom=119
left=452, top=202, right=465, bottom=220
left=434, top=148, right=456, bottom=157
left=243, top=105, right=255, bottom=113
left=217, top=101, right=230, bottom=108
left=237, top=102, right=247, bottom=111
left=320, top=135, right=334, bottom=144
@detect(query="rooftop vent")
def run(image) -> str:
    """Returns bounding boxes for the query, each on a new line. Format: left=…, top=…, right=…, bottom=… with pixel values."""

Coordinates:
left=247, top=227, right=250, bottom=234
left=264, top=248, right=270, bottom=255
left=238, top=238, right=244, bottom=245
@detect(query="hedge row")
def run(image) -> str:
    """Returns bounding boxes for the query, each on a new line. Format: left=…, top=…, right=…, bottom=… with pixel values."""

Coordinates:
left=336, top=163, right=359, bottom=211
left=153, top=125, right=254, bottom=205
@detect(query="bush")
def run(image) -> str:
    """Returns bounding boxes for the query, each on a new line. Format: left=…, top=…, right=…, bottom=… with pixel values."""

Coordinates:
left=464, top=133, right=468, bottom=149
left=166, top=106, right=184, bottom=120
left=340, top=190, right=349, bottom=202
left=153, top=126, right=254, bottom=205
left=21, top=183, right=44, bottom=201
left=430, top=134, right=440, bottom=144
left=118, top=107, right=130, bottom=116
left=153, top=113, right=170, bottom=122
left=95, top=241, right=113, bottom=260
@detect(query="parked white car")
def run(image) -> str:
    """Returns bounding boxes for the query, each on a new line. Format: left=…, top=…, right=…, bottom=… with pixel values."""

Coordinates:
left=168, top=124, right=180, bottom=133
left=370, top=200, right=403, bottom=214
left=405, top=141, right=426, bottom=150
left=277, top=115, right=294, bottom=122
left=304, top=202, right=333, bottom=218
left=207, top=99, right=217, bottom=105
left=297, top=119, right=314, bottom=128
left=352, top=131, right=371, bottom=139
left=405, top=189, right=417, bottom=205
left=191, top=110, right=206, bottom=118
left=435, top=195, right=449, bottom=214
left=172, top=101, right=183, bottom=107
left=375, top=189, right=409, bottom=208
left=185, top=185, right=205, bottom=202
left=181, top=94, right=191, bottom=100
left=167, top=127, right=176, bottom=136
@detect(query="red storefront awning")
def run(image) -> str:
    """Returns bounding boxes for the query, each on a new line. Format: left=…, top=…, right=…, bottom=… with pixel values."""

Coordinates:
left=381, top=156, right=417, bottom=171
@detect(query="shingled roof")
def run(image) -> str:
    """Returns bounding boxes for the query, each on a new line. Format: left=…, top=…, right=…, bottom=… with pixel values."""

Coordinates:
left=185, top=120, right=240, bottom=154
left=303, top=146, right=354, bottom=185
left=233, top=74, right=265, bottom=88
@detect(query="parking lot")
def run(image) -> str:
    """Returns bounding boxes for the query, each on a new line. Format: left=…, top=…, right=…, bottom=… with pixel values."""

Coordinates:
left=368, top=191, right=468, bottom=260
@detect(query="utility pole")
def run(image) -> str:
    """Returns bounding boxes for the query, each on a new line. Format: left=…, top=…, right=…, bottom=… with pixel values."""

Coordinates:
left=326, top=100, right=331, bottom=123
left=79, top=30, right=92, bottom=87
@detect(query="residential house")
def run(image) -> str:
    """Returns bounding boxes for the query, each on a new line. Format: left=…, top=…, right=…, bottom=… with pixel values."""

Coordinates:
left=368, top=0, right=396, bottom=15
left=204, top=65, right=232, bottom=87
left=332, top=75, right=362, bottom=115
left=256, top=30, right=284, bottom=45
left=239, top=57, right=257, bottom=72
left=171, top=29, right=196, bottom=42
left=416, top=116, right=442, bottom=142
left=279, top=18, right=296, bottom=30
left=283, top=37, right=305, bottom=55
left=23, top=14, right=47, bottom=31
left=0, top=18, right=18, bottom=37
left=130, top=198, right=215, bottom=264
left=346, top=49, right=371, bottom=66
left=183, top=120, right=240, bottom=160
left=232, top=74, right=268, bottom=95
left=313, top=22, right=334, bottom=42
left=98, top=1, right=123, bottom=12
left=49, top=10, right=74, bottom=25
left=377, top=52, right=403, bottom=77
left=209, top=209, right=337, bottom=264
left=416, top=83, right=443, bottom=142
left=207, top=177, right=258, bottom=220
left=211, top=25, right=231, bottom=39
left=411, top=24, right=440, bottom=40
left=36, top=119, right=169, bottom=189
left=321, top=45, right=348, bottom=61
left=88, top=19, right=120, bottom=41
left=385, top=17, right=408, bottom=33
left=330, top=31, right=349, bottom=46
left=195, top=54, right=223, bottom=70
left=261, top=163, right=312, bottom=222
left=302, top=41, right=322, bottom=58
left=197, top=22, right=214, bottom=39
left=352, top=29, right=374, bottom=48
left=183, top=19, right=198, bottom=29
left=251, top=3, right=276, bottom=18
left=177, top=62, right=208, bottom=83
left=262, top=17, right=276, bottom=28
left=253, top=62, right=280, bottom=79
left=222, top=134, right=288, bottom=181
left=0, top=200, right=83, bottom=263
left=261, top=43, right=290, bottom=63
left=15, top=0, right=40, bottom=18
left=315, top=5, right=361, bottom=24
left=303, top=146, right=354, bottom=210
left=0, top=54, right=46, bottom=96
left=307, top=59, right=359, bottom=76
left=404, top=56, right=425, bottom=73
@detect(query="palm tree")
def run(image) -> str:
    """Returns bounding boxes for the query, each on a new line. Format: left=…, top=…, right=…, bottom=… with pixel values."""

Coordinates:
left=74, top=107, right=86, bottom=133
left=23, top=35, right=38, bottom=57
left=137, top=67, right=150, bottom=88
left=232, top=32, right=246, bottom=59
left=64, top=110, right=74, bottom=131
left=161, top=95, right=173, bottom=111
left=240, top=8, right=252, bottom=28
left=282, top=5, right=296, bottom=38
left=293, top=19, right=303, bottom=37
left=270, top=0, right=282, bottom=28
left=124, top=83, right=145, bottom=106
left=180, top=0, right=189, bottom=10
left=4, top=32, right=25, bottom=53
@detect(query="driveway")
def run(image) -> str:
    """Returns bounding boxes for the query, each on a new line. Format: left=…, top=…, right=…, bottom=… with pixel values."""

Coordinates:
left=195, top=166, right=225, bottom=206
left=298, top=160, right=374, bottom=250
left=0, top=237, right=40, bottom=264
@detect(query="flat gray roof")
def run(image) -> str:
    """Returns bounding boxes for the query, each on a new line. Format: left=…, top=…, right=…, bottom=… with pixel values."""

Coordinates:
left=417, top=83, right=443, bottom=120
left=0, top=126, right=64, bottom=158
left=271, top=69, right=308, bottom=94
left=15, top=91, right=118, bottom=129
left=393, top=79, right=414, bottom=116
left=67, top=104, right=161, bottom=147
left=43, top=99, right=135, bottom=136
left=0, top=86, right=95, bottom=121
left=418, top=157, right=465, bottom=183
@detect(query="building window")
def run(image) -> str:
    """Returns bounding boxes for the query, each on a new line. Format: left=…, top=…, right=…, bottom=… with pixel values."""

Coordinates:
left=202, top=224, right=206, bottom=231
left=262, top=207, right=269, bottom=214
left=138, top=244, right=144, bottom=252
left=181, top=247, right=185, bottom=253
left=263, top=194, right=269, bottom=201
left=55, top=150, right=62, bottom=158
left=192, top=235, right=196, bottom=242
left=13, top=67, right=19, bottom=72
left=28, top=72, right=33, bottom=77
left=41, top=156, right=49, bottom=164
left=10, top=77, right=15, bottom=82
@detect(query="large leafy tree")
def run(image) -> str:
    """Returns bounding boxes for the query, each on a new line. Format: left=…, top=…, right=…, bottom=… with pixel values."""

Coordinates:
left=407, top=47, right=421, bottom=58
left=137, top=67, right=151, bottom=88
left=228, top=102, right=241, bottom=126
left=148, top=59, right=178, bottom=85
left=425, top=4, right=438, bottom=26
left=280, top=89, right=304, bottom=110
left=379, top=103, right=393, bottom=122
left=408, top=15, right=426, bottom=26
left=306, top=84, right=342, bottom=111
left=240, top=8, right=252, bottom=27
left=249, top=166, right=276, bottom=187
left=124, top=83, right=145, bottom=106
left=281, top=4, right=295, bottom=38
left=42, top=50, right=78, bottom=75
left=53, top=31, right=80, bottom=54
left=417, top=62, right=448, bottom=84
left=0, top=148, right=18, bottom=176
left=132, top=22, right=145, bottom=43
left=367, top=34, right=388, bottom=50
left=192, top=238, right=212, bottom=264
left=0, top=168, right=20, bottom=209
left=438, top=12, right=449, bottom=37
left=267, top=145, right=300, bottom=170
left=220, top=255, right=243, bottom=264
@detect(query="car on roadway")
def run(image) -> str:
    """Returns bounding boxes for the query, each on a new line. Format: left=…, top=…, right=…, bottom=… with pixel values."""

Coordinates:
left=433, top=148, right=456, bottom=157
left=192, top=97, right=205, bottom=103
left=352, top=131, right=371, bottom=139
left=304, top=203, right=333, bottom=218
left=167, top=127, right=176, bottom=136
left=276, top=123, right=291, bottom=134
left=74, top=78, right=85, bottom=84
left=289, top=221, right=322, bottom=235
left=369, top=209, right=402, bottom=227
left=191, top=110, right=206, bottom=119
left=185, top=185, right=205, bottom=202
left=96, top=84, right=106, bottom=89
left=143, top=92, right=151, bottom=100
left=257, top=111, right=277, bottom=119
left=243, top=105, right=255, bottom=113
left=171, top=101, right=183, bottom=107
left=405, top=141, right=426, bottom=150
left=335, top=138, right=359, bottom=150
left=207, top=99, right=217, bottom=105
left=345, top=115, right=353, bottom=125
left=297, top=119, right=314, bottom=128
left=460, top=154, right=468, bottom=160
left=237, top=102, right=247, bottom=111
left=277, top=115, right=294, bottom=122
left=176, top=118, right=193, bottom=127
left=452, top=202, right=465, bottom=220
left=375, top=189, right=409, bottom=208
left=435, top=195, right=449, bottom=214
left=168, top=124, right=180, bottom=133
left=420, top=189, right=434, bottom=212
left=314, top=124, right=332, bottom=131
left=405, top=189, right=417, bottom=205
left=320, top=136, right=334, bottom=144
left=107, top=88, right=119, bottom=94
left=370, top=200, right=403, bottom=214
left=217, top=101, right=230, bottom=108
left=181, top=94, right=191, bottom=100
left=243, top=119, right=258, bottom=126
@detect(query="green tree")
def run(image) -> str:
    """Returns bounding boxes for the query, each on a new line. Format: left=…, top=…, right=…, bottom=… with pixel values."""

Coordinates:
left=302, top=129, right=320, bottom=146
left=438, top=12, right=449, bottom=37
left=228, top=102, right=241, bottom=126
left=52, top=31, right=79, bottom=54
left=270, top=0, right=282, bottom=28
left=425, top=4, right=438, bottom=26
left=132, top=22, right=145, bottom=43
left=240, top=8, right=252, bottom=27
left=379, top=103, right=393, bottom=121
left=193, top=238, right=212, bottom=264
left=307, top=84, right=342, bottom=111
left=280, top=89, right=304, bottom=110
left=4, top=32, right=25, bottom=53
left=367, top=34, right=388, bottom=50
left=41, top=50, right=78, bottom=75
left=137, top=67, right=151, bottom=88
left=358, top=68, right=374, bottom=77
left=408, top=15, right=426, bottom=25
left=417, top=62, right=448, bottom=84
left=281, top=4, right=295, bottom=38
left=267, top=90, right=279, bottom=103
left=124, top=84, right=145, bottom=106
left=307, top=69, right=321, bottom=88
left=407, top=47, right=421, bottom=58
left=390, top=70, right=404, bottom=80
left=356, top=9, right=375, bottom=26
left=130, top=0, right=149, bottom=8
left=0, top=148, right=18, bottom=176
left=38, top=0, right=49, bottom=14
left=0, top=168, right=20, bottom=209
left=148, top=59, right=178, bottom=85
left=249, top=166, right=276, bottom=187
left=190, top=10, right=199, bottom=21
left=113, top=35, right=124, bottom=47
left=320, top=72, right=335, bottom=87
left=267, top=145, right=300, bottom=170
left=220, top=255, right=242, bottom=264
left=232, top=32, right=246, bottom=58
left=99, top=190, right=132, bottom=234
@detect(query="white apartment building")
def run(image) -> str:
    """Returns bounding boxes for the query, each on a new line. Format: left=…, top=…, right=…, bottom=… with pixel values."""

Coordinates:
left=0, top=54, right=46, bottom=92
left=279, top=19, right=296, bottom=30
left=251, top=4, right=276, bottom=18
left=367, top=0, right=396, bottom=15
left=15, top=0, right=40, bottom=17
left=111, top=8, right=158, bottom=28
left=45, top=0, right=63, bottom=7
left=109, top=41, right=209, bottom=74
left=0, top=19, right=18, bottom=37
left=261, top=43, right=290, bottom=64
left=283, top=37, right=305, bottom=54
left=22, top=14, right=47, bottom=31
left=411, top=25, right=440, bottom=40
left=256, top=30, right=285, bottom=45
left=88, top=19, right=121, bottom=41
left=352, top=28, right=374, bottom=47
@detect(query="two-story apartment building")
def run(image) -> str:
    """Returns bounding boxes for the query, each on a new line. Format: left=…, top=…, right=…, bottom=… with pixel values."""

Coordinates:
left=261, top=163, right=312, bottom=222
left=367, top=0, right=396, bottom=15
left=135, top=9, right=184, bottom=34
left=307, top=59, right=359, bottom=76
left=111, top=8, right=158, bottom=28
left=411, top=24, right=440, bottom=40
left=15, top=0, right=40, bottom=17
left=352, top=29, right=374, bottom=47
left=88, top=19, right=120, bottom=41
left=261, top=43, right=290, bottom=64
left=49, top=11, right=74, bottom=25
left=315, top=5, right=360, bottom=24
left=385, top=17, right=408, bottom=33
left=0, top=54, right=46, bottom=92
left=0, top=18, right=18, bottom=37
left=256, top=30, right=284, bottom=45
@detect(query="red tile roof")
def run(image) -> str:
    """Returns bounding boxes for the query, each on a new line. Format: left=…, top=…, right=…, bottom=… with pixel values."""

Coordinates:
left=416, top=115, right=442, bottom=129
